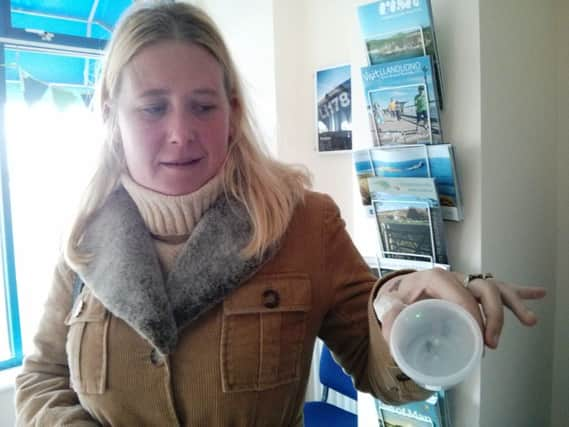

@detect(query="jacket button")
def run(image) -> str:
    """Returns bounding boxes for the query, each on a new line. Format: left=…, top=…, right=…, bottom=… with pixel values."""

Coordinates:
left=262, top=289, right=280, bottom=309
left=396, top=373, right=411, bottom=382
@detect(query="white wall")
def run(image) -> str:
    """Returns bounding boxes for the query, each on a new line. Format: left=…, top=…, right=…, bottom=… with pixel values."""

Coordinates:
left=190, top=0, right=278, bottom=154
left=479, top=1, right=558, bottom=426
left=273, top=0, right=358, bottom=234
left=551, top=0, right=569, bottom=425
left=429, top=2, right=483, bottom=423
left=0, top=367, right=19, bottom=426
left=0, top=387, right=15, bottom=426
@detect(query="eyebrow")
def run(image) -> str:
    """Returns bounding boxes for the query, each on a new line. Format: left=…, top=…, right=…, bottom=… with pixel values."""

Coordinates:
left=138, top=88, right=220, bottom=98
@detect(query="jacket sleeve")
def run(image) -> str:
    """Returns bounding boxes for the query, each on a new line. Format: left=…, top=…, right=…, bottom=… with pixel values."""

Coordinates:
left=15, top=259, right=100, bottom=426
left=317, top=195, right=432, bottom=404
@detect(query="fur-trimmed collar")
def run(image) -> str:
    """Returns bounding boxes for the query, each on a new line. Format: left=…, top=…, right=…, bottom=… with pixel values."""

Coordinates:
left=77, top=187, right=276, bottom=354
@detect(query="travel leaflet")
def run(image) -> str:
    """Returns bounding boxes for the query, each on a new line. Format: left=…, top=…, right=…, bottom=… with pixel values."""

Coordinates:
left=369, top=144, right=463, bottom=221
left=357, top=0, right=444, bottom=108
left=353, top=144, right=464, bottom=221
left=368, top=176, right=448, bottom=269
left=361, top=56, right=443, bottom=146
left=375, top=391, right=452, bottom=427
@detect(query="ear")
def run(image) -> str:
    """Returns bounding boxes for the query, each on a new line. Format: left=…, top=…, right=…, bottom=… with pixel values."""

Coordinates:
left=229, top=95, right=240, bottom=116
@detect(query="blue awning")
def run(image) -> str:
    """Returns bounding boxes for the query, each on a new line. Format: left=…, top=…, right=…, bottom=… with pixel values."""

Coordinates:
left=10, top=0, right=132, bottom=40
left=3, top=0, right=133, bottom=96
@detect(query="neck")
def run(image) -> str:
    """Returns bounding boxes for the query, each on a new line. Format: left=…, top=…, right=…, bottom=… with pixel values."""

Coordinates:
left=121, top=173, right=224, bottom=237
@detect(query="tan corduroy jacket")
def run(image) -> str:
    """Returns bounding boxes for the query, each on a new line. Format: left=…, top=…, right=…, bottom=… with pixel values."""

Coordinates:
left=15, top=189, right=429, bottom=426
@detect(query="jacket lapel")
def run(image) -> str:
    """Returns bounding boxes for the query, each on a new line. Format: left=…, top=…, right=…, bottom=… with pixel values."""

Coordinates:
left=77, top=187, right=275, bottom=354
left=167, top=195, right=277, bottom=334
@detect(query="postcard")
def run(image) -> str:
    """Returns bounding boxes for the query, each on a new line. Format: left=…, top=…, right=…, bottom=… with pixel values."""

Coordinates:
left=315, top=64, right=352, bottom=152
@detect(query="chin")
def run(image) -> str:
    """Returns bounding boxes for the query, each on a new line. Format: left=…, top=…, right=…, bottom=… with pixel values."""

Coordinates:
left=160, top=186, right=199, bottom=196
left=152, top=168, right=220, bottom=195
left=159, top=180, right=206, bottom=196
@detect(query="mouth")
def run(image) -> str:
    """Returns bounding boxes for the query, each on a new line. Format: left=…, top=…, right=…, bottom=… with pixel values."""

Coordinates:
left=160, top=158, right=202, bottom=167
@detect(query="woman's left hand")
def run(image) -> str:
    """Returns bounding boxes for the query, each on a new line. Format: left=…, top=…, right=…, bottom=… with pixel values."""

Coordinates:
left=376, top=268, right=546, bottom=349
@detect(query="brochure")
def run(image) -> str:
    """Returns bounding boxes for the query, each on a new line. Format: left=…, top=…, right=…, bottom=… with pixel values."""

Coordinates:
left=357, top=0, right=444, bottom=108
left=376, top=257, right=450, bottom=273
left=353, top=144, right=464, bottom=221
left=368, top=176, right=448, bottom=269
left=376, top=391, right=452, bottom=427
left=353, top=148, right=375, bottom=206
left=361, top=56, right=442, bottom=146
left=370, top=144, right=463, bottom=221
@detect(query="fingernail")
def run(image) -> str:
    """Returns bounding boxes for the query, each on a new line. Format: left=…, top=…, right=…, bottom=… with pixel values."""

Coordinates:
left=493, top=334, right=500, bottom=346
left=526, top=309, right=535, bottom=317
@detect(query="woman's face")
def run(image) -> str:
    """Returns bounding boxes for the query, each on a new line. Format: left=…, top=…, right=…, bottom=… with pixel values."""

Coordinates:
left=116, top=41, right=233, bottom=195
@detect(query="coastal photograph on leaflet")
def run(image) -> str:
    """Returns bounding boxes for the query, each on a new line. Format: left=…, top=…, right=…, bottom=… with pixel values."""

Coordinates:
left=358, top=0, right=435, bottom=64
left=369, top=145, right=464, bottom=221
left=361, top=55, right=442, bottom=146
left=372, top=199, right=436, bottom=263
left=368, top=176, right=449, bottom=270
left=379, top=408, right=433, bottom=427
left=376, top=390, right=451, bottom=427
left=352, top=144, right=465, bottom=222
left=367, top=83, right=433, bottom=145
left=353, top=149, right=374, bottom=206
left=357, top=0, right=444, bottom=107
left=366, top=26, right=427, bottom=65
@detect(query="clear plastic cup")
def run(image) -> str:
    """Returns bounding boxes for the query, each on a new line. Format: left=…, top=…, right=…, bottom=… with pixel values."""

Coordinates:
left=389, top=299, right=483, bottom=391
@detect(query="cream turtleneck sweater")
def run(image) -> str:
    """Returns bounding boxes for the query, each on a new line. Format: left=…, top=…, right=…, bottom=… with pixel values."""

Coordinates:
left=121, top=174, right=224, bottom=274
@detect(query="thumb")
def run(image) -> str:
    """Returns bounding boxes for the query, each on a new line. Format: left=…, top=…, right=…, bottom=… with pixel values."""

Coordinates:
left=374, top=294, right=407, bottom=345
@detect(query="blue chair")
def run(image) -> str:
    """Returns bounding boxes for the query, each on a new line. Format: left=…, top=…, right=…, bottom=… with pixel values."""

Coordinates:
left=303, top=344, right=357, bottom=427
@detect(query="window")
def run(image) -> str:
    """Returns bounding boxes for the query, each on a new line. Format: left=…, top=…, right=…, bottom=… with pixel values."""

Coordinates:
left=0, top=0, right=132, bottom=371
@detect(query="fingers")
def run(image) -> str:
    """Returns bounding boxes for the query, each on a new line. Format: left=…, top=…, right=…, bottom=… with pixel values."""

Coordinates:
left=466, top=278, right=545, bottom=347
left=500, top=283, right=544, bottom=326
left=389, top=269, right=486, bottom=336
left=379, top=302, right=406, bottom=345
left=466, top=278, right=504, bottom=348
left=515, top=286, right=547, bottom=300
left=373, top=294, right=406, bottom=344
left=425, top=269, right=486, bottom=334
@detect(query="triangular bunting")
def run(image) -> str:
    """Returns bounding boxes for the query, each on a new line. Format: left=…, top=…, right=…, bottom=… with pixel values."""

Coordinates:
left=20, top=70, right=49, bottom=106
left=51, top=86, right=79, bottom=111
left=81, top=92, right=94, bottom=108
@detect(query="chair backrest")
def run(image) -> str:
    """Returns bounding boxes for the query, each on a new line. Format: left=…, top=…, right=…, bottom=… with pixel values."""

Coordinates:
left=319, top=345, right=357, bottom=400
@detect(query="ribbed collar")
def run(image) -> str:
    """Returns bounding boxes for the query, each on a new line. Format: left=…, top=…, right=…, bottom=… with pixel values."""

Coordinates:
left=121, top=173, right=224, bottom=238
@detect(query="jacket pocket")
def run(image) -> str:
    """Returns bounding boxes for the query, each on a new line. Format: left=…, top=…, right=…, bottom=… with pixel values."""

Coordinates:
left=221, top=273, right=312, bottom=392
left=64, top=287, right=109, bottom=394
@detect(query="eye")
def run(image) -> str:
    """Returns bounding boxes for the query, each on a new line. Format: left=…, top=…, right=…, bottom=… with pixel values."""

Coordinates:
left=140, top=103, right=167, bottom=117
left=192, top=102, right=217, bottom=115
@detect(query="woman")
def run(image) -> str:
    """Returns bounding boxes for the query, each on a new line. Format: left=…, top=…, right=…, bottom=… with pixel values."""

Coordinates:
left=15, top=3, right=545, bottom=426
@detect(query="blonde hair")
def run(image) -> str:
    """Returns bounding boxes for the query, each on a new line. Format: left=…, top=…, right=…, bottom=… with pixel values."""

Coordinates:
left=64, top=1, right=311, bottom=270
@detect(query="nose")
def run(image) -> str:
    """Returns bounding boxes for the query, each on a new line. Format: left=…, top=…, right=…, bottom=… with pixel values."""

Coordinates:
left=167, top=108, right=195, bottom=145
